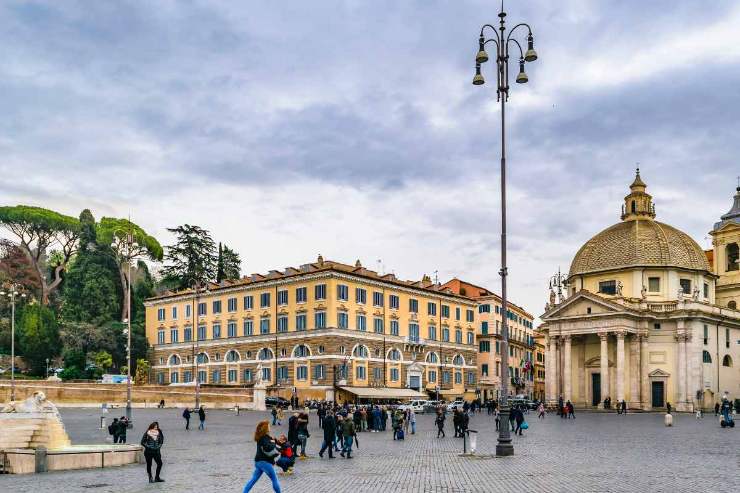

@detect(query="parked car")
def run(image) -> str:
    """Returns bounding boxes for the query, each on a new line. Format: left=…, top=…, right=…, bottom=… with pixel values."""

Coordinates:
left=446, top=399, right=464, bottom=412
left=265, top=396, right=290, bottom=408
left=398, top=400, right=428, bottom=413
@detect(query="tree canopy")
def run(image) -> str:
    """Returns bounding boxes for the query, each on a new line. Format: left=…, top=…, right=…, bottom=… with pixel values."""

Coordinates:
left=161, top=224, right=218, bottom=290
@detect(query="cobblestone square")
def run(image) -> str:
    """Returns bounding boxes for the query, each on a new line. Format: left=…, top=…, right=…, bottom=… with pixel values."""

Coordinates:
left=2, top=408, right=737, bottom=493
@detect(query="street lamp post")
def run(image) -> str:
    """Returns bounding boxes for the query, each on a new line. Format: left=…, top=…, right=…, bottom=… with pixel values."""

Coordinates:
left=549, top=267, right=568, bottom=304
left=472, top=2, right=537, bottom=457
left=1, top=284, right=26, bottom=402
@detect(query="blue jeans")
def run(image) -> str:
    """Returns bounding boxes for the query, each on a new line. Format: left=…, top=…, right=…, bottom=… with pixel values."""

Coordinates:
left=411, top=421, right=416, bottom=434
left=243, top=461, right=281, bottom=493
left=342, top=435, right=353, bottom=455
left=199, top=420, right=205, bottom=430
left=373, top=416, right=381, bottom=429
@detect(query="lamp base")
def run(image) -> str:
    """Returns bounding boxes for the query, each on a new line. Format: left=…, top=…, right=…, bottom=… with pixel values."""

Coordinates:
left=495, top=442, right=514, bottom=456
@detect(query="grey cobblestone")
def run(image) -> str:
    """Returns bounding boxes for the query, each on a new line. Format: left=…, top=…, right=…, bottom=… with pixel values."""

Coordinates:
left=1, top=408, right=737, bottom=492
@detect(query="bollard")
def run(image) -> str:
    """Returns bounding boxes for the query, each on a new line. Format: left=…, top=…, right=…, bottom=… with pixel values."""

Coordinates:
left=664, top=413, right=673, bottom=427
left=100, top=416, right=106, bottom=429
left=468, top=430, right=478, bottom=454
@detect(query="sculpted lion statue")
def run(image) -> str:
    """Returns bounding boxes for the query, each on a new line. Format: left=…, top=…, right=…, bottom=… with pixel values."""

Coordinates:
left=1, top=391, right=60, bottom=415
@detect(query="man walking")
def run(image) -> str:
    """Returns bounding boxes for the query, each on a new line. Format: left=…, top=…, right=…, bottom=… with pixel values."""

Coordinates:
left=182, top=408, right=191, bottom=430
left=198, top=406, right=206, bottom=430
left=319, top=411, right=336, bottom=458
left=340, top=414, right=355, bottom=459
left=435, top=410, right=446, bottom=438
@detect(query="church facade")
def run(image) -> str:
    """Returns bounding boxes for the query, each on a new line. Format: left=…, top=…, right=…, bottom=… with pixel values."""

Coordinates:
left=539, top=172, right=740, bottom=411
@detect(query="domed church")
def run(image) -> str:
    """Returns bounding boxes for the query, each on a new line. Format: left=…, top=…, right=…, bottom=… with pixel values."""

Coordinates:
left=539, top=171, right=740, bottom=411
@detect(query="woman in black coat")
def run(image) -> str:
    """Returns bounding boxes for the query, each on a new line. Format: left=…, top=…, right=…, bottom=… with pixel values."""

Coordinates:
left=140, top=421, right=165, bottom=483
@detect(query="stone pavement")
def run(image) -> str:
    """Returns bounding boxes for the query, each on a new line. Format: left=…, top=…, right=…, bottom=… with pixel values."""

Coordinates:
left=1, top=408, right=737, bottom=492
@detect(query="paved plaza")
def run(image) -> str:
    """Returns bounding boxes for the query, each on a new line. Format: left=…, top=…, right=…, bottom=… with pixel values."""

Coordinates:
left=2, top=408, right=737, bottom=492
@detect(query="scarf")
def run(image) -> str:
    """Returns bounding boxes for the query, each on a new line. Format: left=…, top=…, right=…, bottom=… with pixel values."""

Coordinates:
left=147, top=429, right=160, bottom=440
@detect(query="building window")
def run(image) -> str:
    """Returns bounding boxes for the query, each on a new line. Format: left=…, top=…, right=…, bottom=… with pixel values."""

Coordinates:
left=479, top=341, right=490, bottom=353
left=428, top=302, right=437, bottom=316
left=197, top=325, right=206, bottom=341
left=243, top=369, right=253, bottom=382
left=726, top=328, right=731, bottom=348
left=428, top=325, right=437, bottom=341
left=680, top=279, right=692, bottom=295
left=294, top=344, right=310, bottom=358
left=338, top=311, right=349, bottom=329
left=258, top=348, right=273, bottom=360
left=356, top=366, right=366, bottom=380
left=443, top=371, right=451, bottom=384
left=243, top=320, right=253, bottom=336
left=355, top=288, right=367, bottom=304
left=197, top=370, right=207, bottom=383
left=182, top=370, right=192, bottom=383
left=479, top=304, right=490, bottom=313
left=426, top=352, right=438, bottom=363
left=653, top=323, right=661, bottom=330
left=466, top=309, right=474, bottom=322
left=388, top=348, right=401, bottom=361
left=467, top=331, right=474, bottom=345
left=372, top=367, right=382, bottom=381
left=455, top=330, right=462, bottom=344
left=211, top=370, right=220, bottom=384
left=496, top=341, right=500, bottom=354
left=212, top=324, right=221, bottom=339
left=277, top=365, right=288, bottom=381
left=297, top=365, right=308, bottom=380
left=185, top=304, right=192, bottom=318
left=227, top=297, right=237, bottom=312
left=729, top=301, right=737, bottom=310
left=184, top=327, right=192, bottom=342
left=243, top=295, right=253, bottom=310
left=172, top=306, right=178, bottom=319
left=722, top=355, right=733, bottom=367
left=389, top=295, right=400, bottom=310
left=467, top=372, right=475, bottom=385
left=157, top=372, right=165, bottom=384
left=704, top=325, right=708, bottom=345
left=157, top=330, right=165, bottom=345
left=409, top=299, right=418, bottom=313
left=170, top=372, right=179, bottom=384
left=337, top=284, right=349, bottom=301
left=374, top=318, right=384, bottom=334
left=727, top=243, right=739, bottom=272
left=496, top=362, right=500, bottom=376
left=260, top=292, right=271, bottom=308
left=357, top=314, right=367, bottom=331
left=409, top=323, right=419, bottom=342
left=157, top=308, right=165, bottom=321
left=313, top=364, right=325, bottom=380
left=428, top=370, right=436, bottom=382
left=277, top=316, right=288, bottom=333
left=198, top=302, right=207, bottom=316
left=390, top=320, right=399, bottom=336
left=442, top=327, right=450, bottom=342
left=262, top=367, right=271, bottom=382
left=481, top=321, right=488, bottom=335
left=296, top=287, right=307, bottom=303
left=170, top=329, right=179, bottom=343
left=212, top=300, right=222, bottom=314
left=702, top=350, right=712, bottom=364
left=373, top=291, right=384, bottom=307
left=296, top=314, right=307, bottom=331
left=227, top=322, right=236, bottom=338
left=441, top=305, right=450, bottom=318
left=390, top=368, right=399, bottom=381
left=225, top=350, right=239, bottom=362
left=277, top=289, right=288, bottom=306
left=704, top=283, right=709, bottom=299
left=598, top=280, right=616, bottom=295
left=315, top=284, right=326, bottom=300
left=648, top=277, right=660, bottom=292
left=315, top=311, right=326, bottom=329
left=260, top=318, right=270, bottom=334
left=455, top=307, right=461, bottom=320
left=228, top=369, right=237, bottom=383
left=339, top=345, right=346, bottom=355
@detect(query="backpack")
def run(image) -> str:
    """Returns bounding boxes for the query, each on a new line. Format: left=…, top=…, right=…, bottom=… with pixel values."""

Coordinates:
left=397, top=429, right=405, bottom=440
left=108, top=424, right=115, bottom=435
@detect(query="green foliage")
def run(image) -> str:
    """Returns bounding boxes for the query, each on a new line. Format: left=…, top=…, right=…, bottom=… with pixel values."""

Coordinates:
left=217, top=243, right=241, bottom=281
left=92, top=350, right=113, bottom=371
left=97, top=217, right=163, bottom=262
left=0, top=205, right=80, bottom=234
left=17, top=304, right=61, bottom=375
left=161, top=224, right=217, bottom=290
left=135, top=358, right=150, bottom=385
left=62, top=256, right=121, bottom=324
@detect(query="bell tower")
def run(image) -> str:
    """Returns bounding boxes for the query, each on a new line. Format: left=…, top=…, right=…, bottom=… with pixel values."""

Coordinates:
left=621, top=168, right=656, bottom=221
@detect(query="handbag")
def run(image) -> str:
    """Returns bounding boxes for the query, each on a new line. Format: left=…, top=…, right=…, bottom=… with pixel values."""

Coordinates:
left=520, top=421, right=529, bottom=430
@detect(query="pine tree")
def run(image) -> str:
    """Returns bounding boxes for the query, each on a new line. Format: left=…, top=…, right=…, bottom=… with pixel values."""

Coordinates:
left=221, top=244, right=242, bottom=280
left=161, top=224, right=217, bottom=290
left=216, top=242, right=226, bottom=282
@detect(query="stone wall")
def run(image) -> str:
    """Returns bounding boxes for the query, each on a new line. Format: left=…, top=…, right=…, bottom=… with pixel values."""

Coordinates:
left=0, top=381, right=253, bottom=409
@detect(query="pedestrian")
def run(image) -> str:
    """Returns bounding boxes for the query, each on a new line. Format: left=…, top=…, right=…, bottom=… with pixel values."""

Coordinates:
left=198, top=406, right=206, bottom=430
left=372, top=406, right=381, bottom=432
left=317, top=405, right=326, bottom=430
left=296, top=412, right=310, bottom=458
left=140, top=421, right=165, bottom=483
left=621, top=400, right=627, bottom=415
left=435, top=410, right=446, bottom=438
left=509, top=407, right=517, bottom=431
left=288, top=412, right=299, bottom=452
left=274, top=434, right=295, bottom=475
left=714, top=402, right=720, bottom=416
left=117, top=416, right=128, bottom=443
left=381, top=406, right=388, bottom=431
left=277, top=407, right=284, bottom=425
left=335, top=415, right=344, bottom=452
left=666, top=402, right=672, bottom=415
left=242, top=420, right=281, bottom=493
left=557, top=396, right=564, bottom=416
left=514, top=407, right=524, bottom=435
left=183, top=408, right=191, bottom=430
left=319, top=411, right=336, bottom=458
left=495, top=408, right=500, bottom=431
left=409, top=408, right=417, bottom=435
left=272, top=406, right=278, bottom=425
left=453, top=409, right=462, bottom=437
left=360, top=406, right=368, bottom=432
left=567, top=401, right=575, bottom=419
left=537, top=402, right=545, bottom=419
left=340, top=414, right=356, bottom=458
left=158, top=399, right=165, bottom=409
left=403, top=409, right=410, bottom=435
left=109, top=418, right=119, bottom=443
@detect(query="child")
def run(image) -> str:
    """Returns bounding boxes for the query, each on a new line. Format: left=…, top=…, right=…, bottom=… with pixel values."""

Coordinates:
left=275, top=434, right=295, bottom=475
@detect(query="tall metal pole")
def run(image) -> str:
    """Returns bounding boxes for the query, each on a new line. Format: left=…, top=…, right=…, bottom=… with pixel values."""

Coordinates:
left=125, top=234, right=133, bottom=425
left=10, top=290, right=15, bottom=402
left=194, top=284, right=201, bottom=409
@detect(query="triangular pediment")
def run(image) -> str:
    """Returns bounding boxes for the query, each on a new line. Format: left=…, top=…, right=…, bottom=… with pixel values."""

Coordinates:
left=541, top=290, right=625, bottom=320
left=649, top=369, right=670, bottom=378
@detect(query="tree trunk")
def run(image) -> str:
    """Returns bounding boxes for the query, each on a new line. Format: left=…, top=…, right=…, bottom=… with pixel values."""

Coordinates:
left=19, top=243, right=50, bottom=305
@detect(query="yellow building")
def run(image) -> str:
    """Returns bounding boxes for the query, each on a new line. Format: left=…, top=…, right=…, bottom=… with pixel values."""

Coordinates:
left=441, top=279, right=536, bottom=401
left=145, top=256, right=479, bottom=402
left=710, top=185, right=740, bottom=309
left=533, top=336, right=546, bottom=402
left=540, top=171, right=740, bottom=411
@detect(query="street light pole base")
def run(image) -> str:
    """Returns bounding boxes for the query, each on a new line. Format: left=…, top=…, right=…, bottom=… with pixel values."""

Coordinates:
left=495, top=442, right=514, bottom=457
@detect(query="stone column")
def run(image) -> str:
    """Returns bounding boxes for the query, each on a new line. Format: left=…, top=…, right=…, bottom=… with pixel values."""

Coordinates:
left=640, top=335, right=650, bottom=410
left=676, top=333, right=687, bottom=410
left=629, top=336, right=640, bottom=408
left=563, top=335, right=572, bottom=402
left=549, top=336, right=559, bottom=404
left=545, top=336, right=552, bottom=403
left=616, top=331, right=625, bottom=403
left=599, top=332, right=609, bottom=408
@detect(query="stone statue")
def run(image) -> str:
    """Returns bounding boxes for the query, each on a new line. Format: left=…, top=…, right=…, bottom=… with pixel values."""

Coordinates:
left=677, top=288, right=684, bottom=301
left=692, top=287, right=700, bottom=301
left=1, top=391, right=60, bottom=416
left=549, top=289, right=556, bottom=306
left=545, top=302, right=550, bottom=312
left=616, top=281, right=623, bottom=296
left=641, top=285, right=647, bottom=300
left=255, top=363, right=263, bottom=385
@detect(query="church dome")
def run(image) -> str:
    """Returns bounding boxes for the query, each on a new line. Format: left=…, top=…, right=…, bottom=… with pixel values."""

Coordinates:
left=569, top=170, right=711, bottom=277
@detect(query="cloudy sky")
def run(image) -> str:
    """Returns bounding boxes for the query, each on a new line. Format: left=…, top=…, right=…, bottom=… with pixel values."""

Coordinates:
left=1, top=0, right=739, bottom=321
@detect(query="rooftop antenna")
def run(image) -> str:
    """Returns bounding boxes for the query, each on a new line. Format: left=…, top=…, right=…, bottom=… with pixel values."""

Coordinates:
left=434, top=270, right=439, bottom=285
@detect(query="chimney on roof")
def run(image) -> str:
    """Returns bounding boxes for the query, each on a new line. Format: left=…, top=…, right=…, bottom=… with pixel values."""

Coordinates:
left=355, top=259, right=362, bottom=268
left=317, top=254, right=324, bottom=265
left=300, top=263, right=311, bottom=272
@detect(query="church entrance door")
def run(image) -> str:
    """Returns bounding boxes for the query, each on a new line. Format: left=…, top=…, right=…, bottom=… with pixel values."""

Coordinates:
left=591, top=373, right=601, bottom=406
left=651, top=381, right=664, bottom=408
